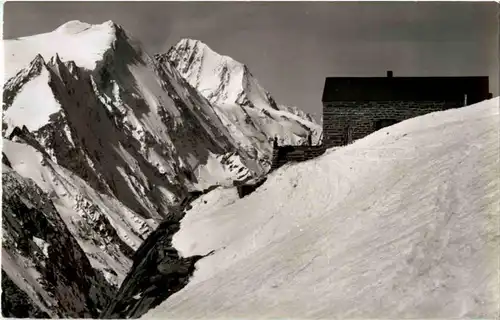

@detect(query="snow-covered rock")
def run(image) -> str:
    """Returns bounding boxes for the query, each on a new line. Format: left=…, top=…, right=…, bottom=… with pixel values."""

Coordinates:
left=2, top=20, right=321, bottom=318
left=3, top=139, right=156, bottom=288
left=2, top=164, right=115, bottom=317
left=3, top=22, right=261, bottom=221
left=4, top=20, right=117, bottom=81
left=145, top=97, right=500, bottom=319
left=1, top=269, right=50, bottom=318
left=100, top=214, right=209, bottom=319
left=279, top=104, right=317, bottom=123
left=159, top=38, right=322, bottom=166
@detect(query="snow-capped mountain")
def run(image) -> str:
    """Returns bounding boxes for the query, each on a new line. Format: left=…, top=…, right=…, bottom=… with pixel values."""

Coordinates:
left=2, top=20, right=321, bottom=318
left=4, top=18, right=498, bottom=320
left=144, top=97, right=500, bottom=319
left=159, top=38, right=322, bottom=164
left=3, top=21, right=260, bottom=209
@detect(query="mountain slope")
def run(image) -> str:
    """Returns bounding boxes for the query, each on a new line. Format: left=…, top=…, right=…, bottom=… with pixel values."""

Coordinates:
left=159, top=38, right=322, bottom=166
left=2, top=163, right=115, bottom=317
left=4, top=20, right=117, bottom=82
left=146, top=98, right=500, bottom=319
left=3, top=21, right=261, bottom=217
left=2, top=20, right=262, bottom=317
left=3, top=138, right=156, bottom=288
left=1, top=269, right=50, bottom=318
left=2, top=20, right=322, bottom=318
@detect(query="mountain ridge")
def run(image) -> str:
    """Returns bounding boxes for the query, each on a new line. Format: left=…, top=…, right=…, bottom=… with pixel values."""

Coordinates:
left=2, top=20, right=320, bottom=318
left=160, top=38, right=321, bottom=165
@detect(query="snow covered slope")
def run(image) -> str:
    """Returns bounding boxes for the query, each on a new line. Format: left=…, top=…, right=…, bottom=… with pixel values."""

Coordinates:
left=3, top=138, right=156, bottom=287
left=2, top=20, right=283, bottom=316
left=147, top=97, right=500, bottom=319
left=3, top=21, right=262, bottom=215
left=4, top=20, right=117, bottom=82
left=2, top=163, right=115, bottom=317
left=2, top=19, right=321, bottom=317
left=160, top=39, right=322, bottom=166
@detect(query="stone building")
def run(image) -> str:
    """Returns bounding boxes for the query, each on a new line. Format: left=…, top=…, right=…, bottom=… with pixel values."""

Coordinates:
left=322, top=71, right=490, bottom=148
left=269, top=71, right=490, bottom=172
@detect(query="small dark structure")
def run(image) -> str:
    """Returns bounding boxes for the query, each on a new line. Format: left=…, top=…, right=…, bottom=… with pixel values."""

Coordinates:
left=270, top=145, right=326, bottom=171
left=234, top=177, right=268, bottom=198
left=322, top=71, right=490, bottom=148
left=270, top=71, right=490, bottom=171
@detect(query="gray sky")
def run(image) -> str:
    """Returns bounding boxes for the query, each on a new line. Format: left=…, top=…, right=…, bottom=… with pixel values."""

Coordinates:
left=4, top=1, right=499, bottom=119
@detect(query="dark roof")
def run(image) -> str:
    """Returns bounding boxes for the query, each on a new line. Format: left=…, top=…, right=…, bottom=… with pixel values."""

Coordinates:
left=322, top=76, right=489, bottom=103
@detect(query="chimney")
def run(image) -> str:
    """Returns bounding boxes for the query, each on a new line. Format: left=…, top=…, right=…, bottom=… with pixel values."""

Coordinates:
left=387, top=70, right=393, bottom=78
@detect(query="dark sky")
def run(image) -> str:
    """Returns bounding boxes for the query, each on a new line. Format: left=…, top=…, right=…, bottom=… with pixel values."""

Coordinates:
left=4, top=1, right=499, bottom=119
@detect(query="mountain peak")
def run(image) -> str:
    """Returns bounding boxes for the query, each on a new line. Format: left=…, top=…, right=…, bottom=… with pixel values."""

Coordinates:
left=168, top=38, right=243, bottom=70
left=176, top=38, right=205, bottom=50
left=4, top=20, right=124, bottom=80
left=54, top=20, right=118, bottom=35
left=3, top=53, right=48, bottom=110
left=55, top=20, right=92, bottom=34
left=161, top=39, right=321, bottom=162
left=175, top=38, right=216, bottom=54
left=164, top=38, right=259, bottom=106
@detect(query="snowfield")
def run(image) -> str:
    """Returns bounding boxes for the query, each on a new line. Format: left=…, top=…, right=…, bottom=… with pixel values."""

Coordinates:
left=146, top=98, right=500, bottom=319
left=3, top=67, right=62, bottom=134
left=4, top=20, right=117, bottom=81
